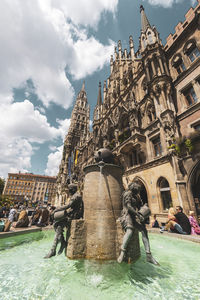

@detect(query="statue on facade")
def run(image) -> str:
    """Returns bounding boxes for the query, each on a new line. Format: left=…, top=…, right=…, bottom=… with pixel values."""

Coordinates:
left=117, top=182, right=159, bottom=265
left=44, top=184, right=83, bottom=258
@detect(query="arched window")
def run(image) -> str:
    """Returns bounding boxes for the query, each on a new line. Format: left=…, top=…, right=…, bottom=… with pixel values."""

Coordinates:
left=183, top=39, right=200, bottom=62
left=172, top=54, right=186, bottom=75
left=158, top=177, right=172, bottom=210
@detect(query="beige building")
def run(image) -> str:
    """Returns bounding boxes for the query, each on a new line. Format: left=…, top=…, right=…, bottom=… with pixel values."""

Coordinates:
left=56, top=2, right=200, bottom=222
left=3, top=172, right=57, bottom=206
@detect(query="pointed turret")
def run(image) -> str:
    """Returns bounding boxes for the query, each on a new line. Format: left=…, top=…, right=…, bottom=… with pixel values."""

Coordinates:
left=140, top=5, right=151, bottom=33
left=97, top=82, right=102, bottom=106
left=139, top=5, right=160, bottom=52
left=81, top=81, right=85, bottom=92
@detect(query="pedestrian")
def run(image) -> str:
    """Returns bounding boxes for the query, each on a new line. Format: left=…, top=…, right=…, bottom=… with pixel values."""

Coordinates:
left=151, top=214, right=160, bottom=228
left=4, top=205, right=18, bottom=232
left=174, top=206, right=191, bottom=235
left=188, top=211, right=200, bottom=235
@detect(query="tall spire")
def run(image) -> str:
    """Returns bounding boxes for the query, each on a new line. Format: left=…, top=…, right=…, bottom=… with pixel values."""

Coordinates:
left=81, top=81, right=85, bottom=91
left=140, top=5, right=151, bottom=32
left=97, top=82, right=102, bottom=106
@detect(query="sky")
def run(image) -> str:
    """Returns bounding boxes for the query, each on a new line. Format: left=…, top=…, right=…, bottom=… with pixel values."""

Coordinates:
left=0, top=0, right=197, bottom=179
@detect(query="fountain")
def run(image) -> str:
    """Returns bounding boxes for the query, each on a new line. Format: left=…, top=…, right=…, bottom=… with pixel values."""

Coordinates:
left=1, top=230, right=200, bottom=299
left=1, top=149, right=200, bottom=298
left=66, top=148, right=140, bottom=262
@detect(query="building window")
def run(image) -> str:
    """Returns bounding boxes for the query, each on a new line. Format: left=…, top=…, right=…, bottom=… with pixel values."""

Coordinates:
left=152, top=136, right=162, bottom=157
left=192, top=123, right=200, bottom=131
left=183, top=86, right=198, bottom=106
left=184, top=40, right=200, bottom=63
left=176, top=61, right=186, bottom=74
left=158, top=177, right=172, bottom=211
left=172, top=54, right=186, bottom=75
left=129, top=150, right=138, bottom=167
left=187, top=46, right=200, bottom=62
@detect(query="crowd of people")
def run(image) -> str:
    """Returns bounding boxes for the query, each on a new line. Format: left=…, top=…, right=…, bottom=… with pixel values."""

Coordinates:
left=152, top=206, right=200, bottom=235
left=1, top=203, right=200, bottom=237
left=0, top=204, right=56, bottom=232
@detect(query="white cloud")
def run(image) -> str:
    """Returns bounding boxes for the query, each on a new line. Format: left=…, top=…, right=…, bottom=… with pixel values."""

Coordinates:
left=145, top=0, right=183, bottom=8
left=56, top=118, right=71, bottom=140
left=0, top=0, right=117, bottom=108
left=45, top=145, right=63, bottom=176
left=1, top=100, right=59, bottom=143
left=0, top=0, right=118, bottom=177
left=51, top=0, right=118, bottom=27
left=0, top=137, right=33, bottom=177
left=70, top=37, right=114, bottom=80
left=0, top=100, right=71, bottom=177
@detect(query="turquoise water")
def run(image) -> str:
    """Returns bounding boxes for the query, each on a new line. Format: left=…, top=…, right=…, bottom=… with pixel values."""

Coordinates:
left=0, top=231, right=200, bottom=300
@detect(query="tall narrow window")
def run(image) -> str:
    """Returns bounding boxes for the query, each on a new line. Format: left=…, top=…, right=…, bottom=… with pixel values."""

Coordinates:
left=183, top=86, right=198, bottom=106
left=172, top=54, right=186, bottom=75
left=158, top=177, right=172, bottom=210
left=152, top=136, right=162, bottom=157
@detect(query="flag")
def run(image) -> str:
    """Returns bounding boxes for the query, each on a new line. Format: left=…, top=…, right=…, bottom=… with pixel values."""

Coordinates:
left=75, top=149, right=79, bottom=165
left=68, top=156, right=71, bottom=177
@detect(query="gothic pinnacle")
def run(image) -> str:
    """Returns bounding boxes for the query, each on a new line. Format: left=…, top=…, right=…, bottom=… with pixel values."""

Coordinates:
left=140, top=5, right=151, bottom=32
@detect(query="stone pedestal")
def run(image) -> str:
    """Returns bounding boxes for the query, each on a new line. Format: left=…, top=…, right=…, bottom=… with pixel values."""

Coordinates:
left=66, top=163, right=140, bottom=262
left=67, top=219, right=140, bottom=263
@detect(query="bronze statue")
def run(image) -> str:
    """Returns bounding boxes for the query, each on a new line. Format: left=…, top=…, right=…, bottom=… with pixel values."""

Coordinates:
left=44, top=184, right=83, bottom=259
left=118, top=182, right=159, bottom=265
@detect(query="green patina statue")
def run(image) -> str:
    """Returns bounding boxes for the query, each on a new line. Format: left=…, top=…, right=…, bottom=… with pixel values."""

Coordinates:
left=44, top=184, right=83, bottom=259
left=118, top=182, right=159, bottom=265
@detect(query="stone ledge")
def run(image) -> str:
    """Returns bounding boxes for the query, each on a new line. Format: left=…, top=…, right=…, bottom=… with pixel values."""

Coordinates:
left=148, top=228, right=200, bottom=244
left=0, top=225, right=53, bottom=239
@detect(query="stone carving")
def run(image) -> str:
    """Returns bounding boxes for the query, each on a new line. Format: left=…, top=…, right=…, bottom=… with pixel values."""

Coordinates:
left=117, top=182, right=159, bottom=265
left=44, top=184, right=83, bottom=258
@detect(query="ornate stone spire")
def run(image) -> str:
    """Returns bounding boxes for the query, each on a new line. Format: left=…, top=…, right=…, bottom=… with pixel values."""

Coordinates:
left=97, top=82, right=102, bottom=106
left=81, top=80, right=85, bottom=91
left=140, top=5, right=151, bottom=32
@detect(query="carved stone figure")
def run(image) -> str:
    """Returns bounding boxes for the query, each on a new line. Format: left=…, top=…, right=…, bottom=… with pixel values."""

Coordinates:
left=44, top=184, right=83, bottom=259
left=117, top=182, right=159, bottom=265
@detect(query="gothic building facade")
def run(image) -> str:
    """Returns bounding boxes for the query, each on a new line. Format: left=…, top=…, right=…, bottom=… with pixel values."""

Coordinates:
left=55, top=2, right=200, bottom=222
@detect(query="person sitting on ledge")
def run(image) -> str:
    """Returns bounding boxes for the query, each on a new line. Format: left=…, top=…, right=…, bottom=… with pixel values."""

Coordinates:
left=160, top=206, right=191, bottom=235
left=4, top=205, right=18, bottom=232
left=151, top=214, right=160, bottom=228
left=160, top=207, right=180, bottom=233
left=37, top=206, right=49, bottom=227
left=188, top=211, right=200, bottom=235
left=31, top=206, right=42, bottom=226
left=14, top=206, right=29, bottom=228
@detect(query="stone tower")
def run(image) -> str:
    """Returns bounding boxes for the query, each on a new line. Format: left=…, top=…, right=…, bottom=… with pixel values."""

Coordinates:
left=55, top=82, right=90, bottom=206
left=139, top=5, right=177, bottom=149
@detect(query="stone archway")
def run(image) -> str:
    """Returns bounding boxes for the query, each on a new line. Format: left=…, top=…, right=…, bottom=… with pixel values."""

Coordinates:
left=133, top=177, right=148, bottom=204
left=189, top=160, right=200, bottom=217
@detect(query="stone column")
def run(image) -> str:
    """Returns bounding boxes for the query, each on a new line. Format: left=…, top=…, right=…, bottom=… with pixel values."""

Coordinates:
left=151, top=60, right=156, bottom=77
left=158, top=57, right=165, bottom=74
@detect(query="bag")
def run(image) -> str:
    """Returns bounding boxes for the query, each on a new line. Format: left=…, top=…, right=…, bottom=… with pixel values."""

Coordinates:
left=54, top=210, right=67, bottom=222
left=0, top=220, right=5, bottom=232
left=138, top=204, right=151, bottom=220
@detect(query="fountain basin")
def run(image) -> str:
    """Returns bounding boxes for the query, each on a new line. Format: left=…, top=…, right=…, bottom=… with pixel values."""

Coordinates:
left=0, top=230, right=200, bottom=300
